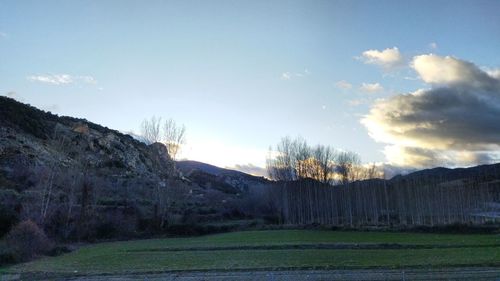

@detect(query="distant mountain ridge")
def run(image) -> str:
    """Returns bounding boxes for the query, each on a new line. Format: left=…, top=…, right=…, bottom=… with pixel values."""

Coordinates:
left=176, top=160, right=268, bottom=193
left=392, top=163, right=500, bottom=183
left=177, top=160, right=266, bottom=179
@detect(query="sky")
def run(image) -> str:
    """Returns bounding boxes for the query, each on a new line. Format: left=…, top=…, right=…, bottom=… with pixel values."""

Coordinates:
left=1, top=0, right=500, bottom=176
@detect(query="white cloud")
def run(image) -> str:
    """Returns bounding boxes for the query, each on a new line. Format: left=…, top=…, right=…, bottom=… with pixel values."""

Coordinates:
left=335, top=80, right=352, bottom=90
left=348, top=99, right=363, bottom=107
left=27, top=74, right=98, bottom=86
left=360, top=82, right=383, bottom=93
left=360, top=47, right=403, bottom=68
left=485, top=68, right=500, bottom=80
left=79, top=75, right=97, bottom=84
left=411, top=54, right=499, bottom=88
left=281, top=69, right=310, bottom=80
left=362, top=54, right=500, bottom=168
left=28, top=74, right=73, bottom=85
left=403, top=76, right=419, bottom=81
left=281, top=72, right=292, bottom=80
left=429, top=42, right=438, bottom=49
left=347, top=98, right=369, bottom=107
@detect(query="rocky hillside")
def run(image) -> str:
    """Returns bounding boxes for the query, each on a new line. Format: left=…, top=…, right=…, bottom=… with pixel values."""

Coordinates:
left=0, top=97, right=265, bottom=240
left=0, top=96, right=175, bottom=182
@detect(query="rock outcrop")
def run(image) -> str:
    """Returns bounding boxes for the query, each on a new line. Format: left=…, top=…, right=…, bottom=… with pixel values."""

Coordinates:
left=0, top=96, right=176, bottom=182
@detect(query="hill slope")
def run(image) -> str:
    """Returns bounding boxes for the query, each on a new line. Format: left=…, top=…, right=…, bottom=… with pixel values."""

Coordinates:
left=0, top=97, right=262, bottom=240
left=0, top=96, right=176, bottom=181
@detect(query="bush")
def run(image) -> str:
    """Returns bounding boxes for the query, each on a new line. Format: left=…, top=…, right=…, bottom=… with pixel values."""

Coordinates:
left=0, top=251, right=15, bottom=265
left=0, top=206, right=19, bottom=236
left=95, top=222, right=118, bottom=239
left=408, top=223, right=499, bottom=234
left=166, top=223, right=236, bottom=236
left=0, top=240, right=14, bottom=266
left=46, top=245, right=72, bottom=257
left=6, top=220, right=53, bottom=262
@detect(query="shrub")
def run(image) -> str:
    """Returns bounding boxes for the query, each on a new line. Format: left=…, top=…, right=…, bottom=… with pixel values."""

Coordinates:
left=166, top=223, right=237, bottom=236
left=0, top=204, right=19, bottom=236
left=0, top=240, right=14, bottom=266
left=6, top=220, right=52, bottom=262
left=95, top=221, right=118, bottom=239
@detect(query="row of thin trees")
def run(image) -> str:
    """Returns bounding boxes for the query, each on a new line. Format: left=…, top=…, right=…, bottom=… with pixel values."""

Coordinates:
left=265, top=137, right=500, bottom=226
left=267, top=178, right=499, bottom=226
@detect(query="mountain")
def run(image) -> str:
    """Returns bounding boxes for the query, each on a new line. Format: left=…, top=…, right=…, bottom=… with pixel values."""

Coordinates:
left=177, top=160, right=241, bottom=177
left=0, top=96, right=176, bottom=183
left=391, top=163, right=500, bottom=183
left=176, top=160, right=268, bottom=193
left=0, top=97, right=264, bottom=240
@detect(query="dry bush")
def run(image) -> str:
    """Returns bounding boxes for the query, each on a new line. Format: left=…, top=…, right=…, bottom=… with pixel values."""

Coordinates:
left=6, top=220, right=52, bottom=262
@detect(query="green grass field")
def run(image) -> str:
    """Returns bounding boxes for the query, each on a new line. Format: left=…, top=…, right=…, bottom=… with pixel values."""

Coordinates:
left=7, top=230, right=500, bottom=275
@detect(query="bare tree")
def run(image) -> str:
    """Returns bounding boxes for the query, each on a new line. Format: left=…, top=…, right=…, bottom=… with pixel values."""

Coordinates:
left=293, top=137, right=311, bottom=180
left=140, top=116, right=162, bottom=144
left=141, top=116, right=186, bottom=160
left=267, top=137, right=296, bottom=181
left=313, top=145, right=336, bottom=184
left=336, top=151, right=361, bottom=185
left=363, top=163, right=381, bottom=180
left=267, top=137, right=341, bottom=184
left=162, top=118, right=186, bottom=160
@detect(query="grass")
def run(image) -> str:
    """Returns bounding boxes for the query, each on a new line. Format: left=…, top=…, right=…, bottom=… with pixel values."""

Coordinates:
left=7, top=230, right=500, bottom=275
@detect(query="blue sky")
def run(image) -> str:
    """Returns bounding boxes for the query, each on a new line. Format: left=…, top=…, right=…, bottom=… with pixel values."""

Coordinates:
left=1, top=0, right=500, bottom=174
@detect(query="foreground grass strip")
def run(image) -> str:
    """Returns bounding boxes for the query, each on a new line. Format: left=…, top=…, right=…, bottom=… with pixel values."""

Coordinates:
left=8, top=230, right=500, bottom=274
left=11, top=247, right=500, bottom=274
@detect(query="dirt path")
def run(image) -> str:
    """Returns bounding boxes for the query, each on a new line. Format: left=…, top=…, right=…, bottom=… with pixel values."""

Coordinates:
left=6, top=268, right=500, bottom=281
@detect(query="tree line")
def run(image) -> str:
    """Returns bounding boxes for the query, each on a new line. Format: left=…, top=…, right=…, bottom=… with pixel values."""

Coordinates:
left=266, top=136, right=380, bottom=184
left=264, top=137, right=500, bottom=227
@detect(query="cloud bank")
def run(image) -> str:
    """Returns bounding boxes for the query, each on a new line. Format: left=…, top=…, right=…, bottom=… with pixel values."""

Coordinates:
left=362, top=54, right=500, bottom=167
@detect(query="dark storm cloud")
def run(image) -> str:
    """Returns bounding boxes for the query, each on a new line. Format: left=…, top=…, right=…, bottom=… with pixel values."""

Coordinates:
left=362, top=54, right=500, bottom=167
